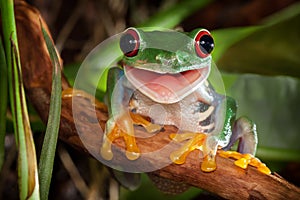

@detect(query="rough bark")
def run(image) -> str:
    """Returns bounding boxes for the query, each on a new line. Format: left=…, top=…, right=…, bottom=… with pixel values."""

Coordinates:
left=14, top=1, right=300, bottom=199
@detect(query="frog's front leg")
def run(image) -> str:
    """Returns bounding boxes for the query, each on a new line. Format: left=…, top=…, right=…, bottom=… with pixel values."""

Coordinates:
left=169, top=97, right=222, bottom=172
left=170, top=132, right=219, bottom=172
left=100, top=111, right=140, bottom=160
left=99, top=67, right=138, bottom=161
left=100, top=67, right=161, bottom=161
left=100, top=111, right=161, bottom=160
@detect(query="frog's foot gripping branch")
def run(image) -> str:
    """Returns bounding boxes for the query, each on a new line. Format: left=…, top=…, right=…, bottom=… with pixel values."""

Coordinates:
left=62, top=88, right=162, bottom=161
left=100, top=116, right=140, bottom=161
left=100, top=112, right=162, bottom=161
left=170, top=133, right=271, bottom=175
left=169, top=133, right=217, bottom=172
left=218, top=150, right=271, bottom=174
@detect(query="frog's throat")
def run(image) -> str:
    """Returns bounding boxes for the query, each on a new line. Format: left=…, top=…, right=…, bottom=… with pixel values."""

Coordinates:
left=124, top=65, right=210, bottom=104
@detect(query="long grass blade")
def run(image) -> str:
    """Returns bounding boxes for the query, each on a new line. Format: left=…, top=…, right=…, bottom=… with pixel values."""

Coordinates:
left=1, top=1, right=40, bottom=199
left=10, top=24, right=40, bottom=200
left=38, top=22, right=62, bottom=200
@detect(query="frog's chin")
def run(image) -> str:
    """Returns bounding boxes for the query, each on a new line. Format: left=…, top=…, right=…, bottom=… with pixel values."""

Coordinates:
left=124, top=65, right=210, bottom=104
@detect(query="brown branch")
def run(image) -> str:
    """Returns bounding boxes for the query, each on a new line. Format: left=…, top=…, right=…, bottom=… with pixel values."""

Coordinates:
left=14, top=1, right=300, bottom=199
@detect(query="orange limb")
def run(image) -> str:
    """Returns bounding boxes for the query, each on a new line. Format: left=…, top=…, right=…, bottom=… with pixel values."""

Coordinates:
left=100, top=121, right=140, bottom=161
left=100, top=112, right=162, bottom=161
left=218, top=150, right=271, bottom=175
left=169, top=133, right=216, bottom=172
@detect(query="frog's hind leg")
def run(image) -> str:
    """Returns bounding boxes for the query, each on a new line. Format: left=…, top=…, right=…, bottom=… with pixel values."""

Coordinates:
left=223, top=117, right=257, bottom=155
left=220, top=117, right=271, bottom=174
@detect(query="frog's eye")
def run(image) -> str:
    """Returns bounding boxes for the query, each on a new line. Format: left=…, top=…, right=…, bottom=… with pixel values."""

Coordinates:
left=120, top=28, right=140, bottom=57
left=194, top=30, right=214, bottom=58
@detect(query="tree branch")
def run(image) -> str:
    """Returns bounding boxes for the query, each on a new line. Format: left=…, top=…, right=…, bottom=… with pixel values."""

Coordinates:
left=15, top=1, right=300, bottom=199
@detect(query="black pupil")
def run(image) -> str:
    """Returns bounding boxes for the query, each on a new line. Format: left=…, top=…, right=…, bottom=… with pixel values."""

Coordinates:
left=200, top=34, right=214, bottom=54
left=120, top=33, right=137, bottom=55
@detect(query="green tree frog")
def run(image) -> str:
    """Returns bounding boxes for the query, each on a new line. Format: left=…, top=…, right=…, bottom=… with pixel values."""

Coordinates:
left=96, top=27, right=270, bottom=175
left=63, top=27, right=270, bottom=176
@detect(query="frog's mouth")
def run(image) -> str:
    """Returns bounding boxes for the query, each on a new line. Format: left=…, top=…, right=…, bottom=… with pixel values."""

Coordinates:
left=124, top=65, right=210, bottom=104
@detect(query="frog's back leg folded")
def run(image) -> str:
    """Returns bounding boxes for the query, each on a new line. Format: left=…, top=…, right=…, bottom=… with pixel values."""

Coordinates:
left=221, top=96, right=257, bottom=155
left=222, top=117, right=257, bottom=155
left=219, top=96, right=270, bottom=174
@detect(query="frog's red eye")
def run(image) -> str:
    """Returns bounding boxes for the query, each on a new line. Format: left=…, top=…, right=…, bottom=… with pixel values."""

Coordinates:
left=120, top=28, right=140, bottom=57
left=194, top=30, right=214, bottom=58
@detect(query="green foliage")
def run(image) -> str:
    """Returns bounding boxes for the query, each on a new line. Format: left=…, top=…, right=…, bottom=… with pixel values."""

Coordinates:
left=0, top=0, right=40, bottom=199
left=217, top=10, right=300, bottom=77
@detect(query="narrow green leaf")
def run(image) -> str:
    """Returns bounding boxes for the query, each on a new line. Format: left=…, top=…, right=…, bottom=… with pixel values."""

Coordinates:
left=139, top=0, right=213, bottom=28
left=1, top=1, right=40, bottom=199
left=11, top=35, right=40, bottom=200
left=0, top=35, right=8, bottom=171
left=38, top=23, right=62, bottom=200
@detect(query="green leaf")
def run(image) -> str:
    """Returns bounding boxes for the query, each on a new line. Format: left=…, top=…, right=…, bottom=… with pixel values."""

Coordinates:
left=1, top=1, right=40, bottom=199
left=38, top=23, right=62, bottom=200
left=0, top=34, right=8, bottom=171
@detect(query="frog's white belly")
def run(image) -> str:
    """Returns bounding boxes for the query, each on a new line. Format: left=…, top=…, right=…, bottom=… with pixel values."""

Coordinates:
left=130, top=90, right=216, bottom=133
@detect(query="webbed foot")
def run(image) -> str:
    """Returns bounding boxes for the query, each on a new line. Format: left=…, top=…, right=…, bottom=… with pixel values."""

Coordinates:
left=218, top=150, right=271, bottom=175
left=100, top=112, right=162, bottom=161
left=169, top=133, right=217, bottom=172
left=100, top=112, right=142, bottom=161
left=100, top=116, right=141, bottom=161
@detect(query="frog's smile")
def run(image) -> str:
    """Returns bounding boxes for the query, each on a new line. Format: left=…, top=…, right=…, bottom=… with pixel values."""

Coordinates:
left=124, top=65, right=210, bottom=104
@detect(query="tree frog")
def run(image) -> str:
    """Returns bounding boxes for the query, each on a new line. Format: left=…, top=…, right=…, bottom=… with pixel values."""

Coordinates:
left=63, top=27, right=270, bottom=175
left=95, top=27, right=270, bottom=175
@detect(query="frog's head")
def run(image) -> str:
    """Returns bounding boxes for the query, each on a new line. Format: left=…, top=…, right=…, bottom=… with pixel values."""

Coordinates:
left=119, top=27, right=214, bottom=104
